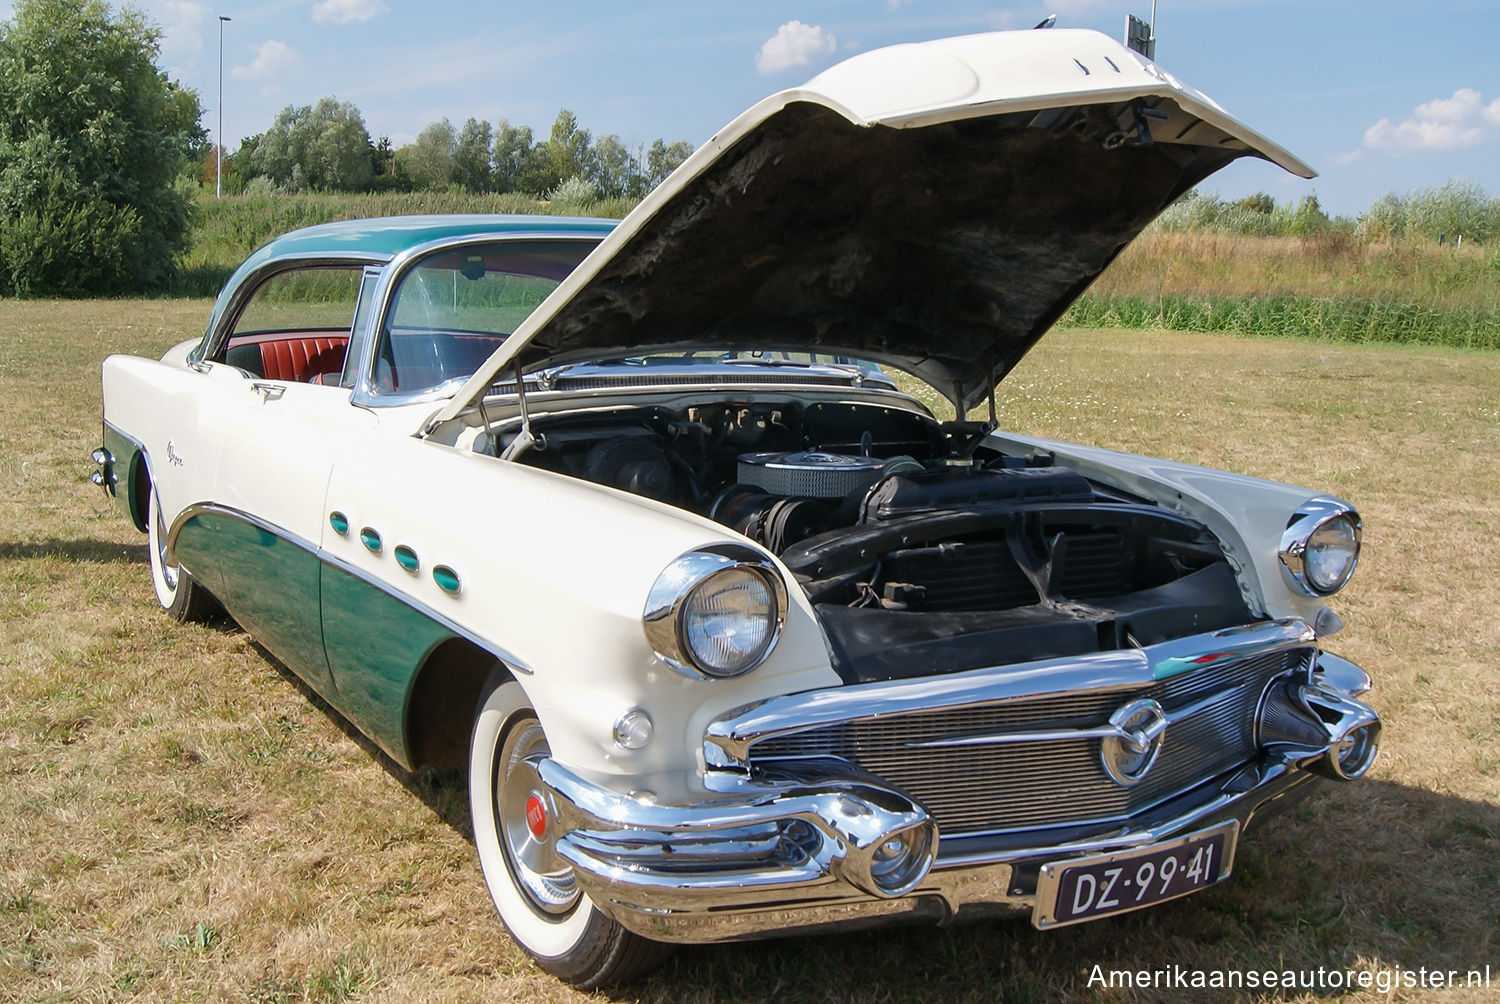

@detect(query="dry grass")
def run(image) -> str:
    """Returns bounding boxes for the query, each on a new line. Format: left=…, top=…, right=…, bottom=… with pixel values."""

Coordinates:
left=1, top=300, right=1497, bottom=1002
left=1093, top=231, right=1500, bottom=312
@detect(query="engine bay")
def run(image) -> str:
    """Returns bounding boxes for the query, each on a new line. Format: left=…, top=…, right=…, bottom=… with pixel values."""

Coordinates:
left=501, top=399, right=1254, bottom=682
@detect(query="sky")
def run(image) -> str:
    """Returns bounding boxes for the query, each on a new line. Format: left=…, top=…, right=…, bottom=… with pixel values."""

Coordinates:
left=4, top=0, right=1498, bottom=218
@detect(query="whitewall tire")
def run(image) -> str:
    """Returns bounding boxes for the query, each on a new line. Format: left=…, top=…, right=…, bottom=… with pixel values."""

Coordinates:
left=469, top=675, right=672, bottom=987
left=147, top=485, right=217, bottom=623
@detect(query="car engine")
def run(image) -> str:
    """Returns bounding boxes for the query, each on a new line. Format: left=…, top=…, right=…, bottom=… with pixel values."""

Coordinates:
left=507, top=400, right=1253, bottom=682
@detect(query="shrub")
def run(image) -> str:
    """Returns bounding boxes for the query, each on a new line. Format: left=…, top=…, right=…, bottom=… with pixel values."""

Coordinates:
left=0, top=0, right=202, bottom=295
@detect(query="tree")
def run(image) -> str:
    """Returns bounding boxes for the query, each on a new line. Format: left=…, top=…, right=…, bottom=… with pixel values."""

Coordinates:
left=587, top=134, right=636, bottom=198
left=0, top=0, right=203, bottom=294
left=491, top=119, right=539, bottom=194
left=452, top=118, right=493, bottom=192
left=400, top=118, right=457, bottom=189
left=643, top=138, right=694, bottom=191
left=247, top=98, right=373, bottom=191
left=534, top=109, right=592, bottom=195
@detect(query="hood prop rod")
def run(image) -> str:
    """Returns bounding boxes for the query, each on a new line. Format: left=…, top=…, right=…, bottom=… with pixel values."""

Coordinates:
left=499, top=360, right=547, bottom=460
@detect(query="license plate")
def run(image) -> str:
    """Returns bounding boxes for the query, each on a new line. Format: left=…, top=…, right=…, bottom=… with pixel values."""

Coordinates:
left=1032, top=822, right=1239, bottom=929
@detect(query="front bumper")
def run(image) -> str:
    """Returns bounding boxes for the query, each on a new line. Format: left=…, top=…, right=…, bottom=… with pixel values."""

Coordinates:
left=536, top=625, right=1378, bottom=944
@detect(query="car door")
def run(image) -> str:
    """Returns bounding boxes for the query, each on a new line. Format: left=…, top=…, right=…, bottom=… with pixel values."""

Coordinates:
left=188, top=379, right=375, bottom=694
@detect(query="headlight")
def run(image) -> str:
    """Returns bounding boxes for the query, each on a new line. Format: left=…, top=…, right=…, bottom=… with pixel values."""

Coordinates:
left=1279, top=499, right=1362, bottom=596
left=644, top=550, right=787, bottom=679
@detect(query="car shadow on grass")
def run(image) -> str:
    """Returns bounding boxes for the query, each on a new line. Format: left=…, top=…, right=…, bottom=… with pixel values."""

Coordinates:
left=248, top=638, right=473, bottom=838
left=0, top=537, right=150, bottom=564
left=635, top=778, right=1499, bottom=1002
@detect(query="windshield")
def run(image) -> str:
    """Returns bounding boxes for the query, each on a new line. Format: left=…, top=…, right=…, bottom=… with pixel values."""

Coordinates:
left=373, top=239, right=597, bottom=396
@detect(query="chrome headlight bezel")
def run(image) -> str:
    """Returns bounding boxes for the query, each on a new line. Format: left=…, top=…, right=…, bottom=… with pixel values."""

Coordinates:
left=643, top=548, right=787, bottom=680
left=1279, top=498, right=1362, bottom=596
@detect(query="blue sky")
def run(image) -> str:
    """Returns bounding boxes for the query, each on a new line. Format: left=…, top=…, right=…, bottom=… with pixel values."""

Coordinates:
left=6, top=1, right=1498, bottom=217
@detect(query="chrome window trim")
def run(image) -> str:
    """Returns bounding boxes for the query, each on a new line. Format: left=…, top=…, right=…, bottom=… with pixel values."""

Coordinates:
left=1278, top=496, right=1362, bottom=596
left=163, top=500, right=532, bottom=675
left=704, top=619, right=1317, bottom=768
left=192, top=253, right=392, bottom=364
left=348, top=232, right=605, bottom=410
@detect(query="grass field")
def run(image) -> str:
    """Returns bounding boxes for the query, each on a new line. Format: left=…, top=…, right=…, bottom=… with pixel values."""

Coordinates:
left=2, top=300, right=1498, bottom=1002
left=1066, top=232, right=1500, bottom=349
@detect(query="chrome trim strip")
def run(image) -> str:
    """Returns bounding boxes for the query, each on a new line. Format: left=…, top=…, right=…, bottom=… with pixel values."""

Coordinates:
left=705, top=619, right=1317, bottom=769
left=164, top=501, right=533, bottom=675
left=910, top=685, right=1245, bottom=750
left=103, top=419, right=147, bottom=458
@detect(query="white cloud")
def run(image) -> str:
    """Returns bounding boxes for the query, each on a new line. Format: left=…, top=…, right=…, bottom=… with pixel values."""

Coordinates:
left=1357, top=87, right=1500, bottom=156
left=231, top=39, right=302, bottom=91
left=311, top=0, right=390, bottom=25
left=755, top=20, right=836, bottom=74
left=155, top=1, right=210, bottom=75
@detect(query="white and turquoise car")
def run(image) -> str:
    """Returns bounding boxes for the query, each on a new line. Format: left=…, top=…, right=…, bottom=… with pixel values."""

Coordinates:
left=95, top=28, right=1380, bottom=988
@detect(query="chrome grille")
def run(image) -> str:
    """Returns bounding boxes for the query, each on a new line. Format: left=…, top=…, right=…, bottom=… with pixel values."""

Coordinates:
left=748, top=649, right=1305, bottom=836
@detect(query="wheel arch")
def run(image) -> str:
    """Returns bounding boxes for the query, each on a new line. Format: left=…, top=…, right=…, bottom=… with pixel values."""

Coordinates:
left=405, top=636, right=517, bottom=770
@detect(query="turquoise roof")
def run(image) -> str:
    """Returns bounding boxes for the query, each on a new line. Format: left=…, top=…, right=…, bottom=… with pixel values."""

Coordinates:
left=206, top=214, right=617, bottom=337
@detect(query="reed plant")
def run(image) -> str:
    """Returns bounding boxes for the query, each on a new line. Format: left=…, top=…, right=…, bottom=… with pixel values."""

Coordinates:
left=1068, top=231, right=1499, bottom=348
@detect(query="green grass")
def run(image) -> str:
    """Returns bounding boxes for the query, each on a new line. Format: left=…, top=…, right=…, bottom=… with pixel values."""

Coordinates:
left=1063, top=293, right=1500, bottom=349
left=1068, top=230, right=1500, bottom=349
left=2, top=299, right=1497, bottom=1001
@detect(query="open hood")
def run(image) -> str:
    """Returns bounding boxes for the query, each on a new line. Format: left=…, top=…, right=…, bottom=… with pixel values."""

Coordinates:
left=439, top=28, right=1312, bottom=422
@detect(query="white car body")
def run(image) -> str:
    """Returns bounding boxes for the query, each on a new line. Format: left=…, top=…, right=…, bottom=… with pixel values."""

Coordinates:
left=96, top=28, right=1378, bottom=989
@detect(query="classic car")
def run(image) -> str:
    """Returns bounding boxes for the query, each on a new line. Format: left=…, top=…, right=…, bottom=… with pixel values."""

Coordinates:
left=94, top=27, right=1380, bottom=988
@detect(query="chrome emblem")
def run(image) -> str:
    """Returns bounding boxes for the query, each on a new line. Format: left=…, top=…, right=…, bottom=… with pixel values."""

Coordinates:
left=1101, top=698, right=1168, bottom=786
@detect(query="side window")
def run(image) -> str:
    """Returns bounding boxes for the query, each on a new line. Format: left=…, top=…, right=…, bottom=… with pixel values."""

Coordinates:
left=222, top=266, right=363, bottom=384
left=373, top=240, right=594, bottom=396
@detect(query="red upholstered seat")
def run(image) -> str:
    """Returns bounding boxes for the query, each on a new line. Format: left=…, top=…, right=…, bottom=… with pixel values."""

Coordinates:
left=257, top=336, right=349, bottom=382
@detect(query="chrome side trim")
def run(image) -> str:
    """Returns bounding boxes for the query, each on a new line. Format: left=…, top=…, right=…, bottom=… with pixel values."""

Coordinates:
left=705, top=619, right=1316, bottom=769
left=164, top=501, right=533, bottom=675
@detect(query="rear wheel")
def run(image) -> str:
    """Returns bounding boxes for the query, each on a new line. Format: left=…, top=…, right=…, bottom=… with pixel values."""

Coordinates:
left=469, top=676, right=673, bottom=987
left=147, top=486, right=218, bottom=623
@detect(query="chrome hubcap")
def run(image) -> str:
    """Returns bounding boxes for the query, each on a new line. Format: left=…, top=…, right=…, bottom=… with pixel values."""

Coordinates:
left=495, top=719, right=579, bottom=916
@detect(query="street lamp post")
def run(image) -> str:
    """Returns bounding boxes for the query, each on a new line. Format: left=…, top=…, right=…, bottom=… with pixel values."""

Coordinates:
left=217, top=15, right=231, bottom=198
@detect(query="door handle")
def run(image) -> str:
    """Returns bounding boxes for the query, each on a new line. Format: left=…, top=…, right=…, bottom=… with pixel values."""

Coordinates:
left=251, top=381, right=286, bottom=401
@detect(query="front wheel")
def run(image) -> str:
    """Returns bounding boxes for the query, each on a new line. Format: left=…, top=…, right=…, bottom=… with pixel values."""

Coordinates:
left=469, top=676, right=673, bottom=988
left=147, top=485, right=219, bottom=623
